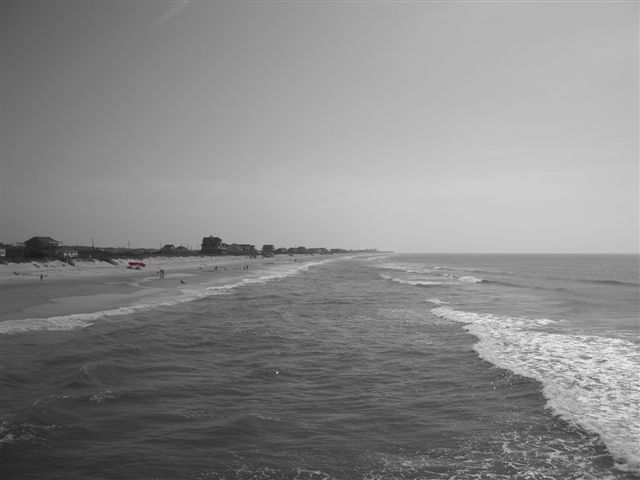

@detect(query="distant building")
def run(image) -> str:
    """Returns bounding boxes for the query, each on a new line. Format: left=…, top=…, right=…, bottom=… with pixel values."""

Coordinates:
left=261, top=244, right=275, bottom=257
left=24, top=236, right=63, bottom=258
left=0, top=248, right=5, bottom=258
left=201, top=236, right=225, bottom=255
left=63, top=247, right=78, bottom=258
left=175, top=246, right=189, bottom=254
left=159, top=244, right=177, bottom=254
left=227, top=243, right=258, bottom=257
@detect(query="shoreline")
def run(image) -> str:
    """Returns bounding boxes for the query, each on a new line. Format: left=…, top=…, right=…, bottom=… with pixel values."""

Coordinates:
left=0, top=255, right=315, bottom=323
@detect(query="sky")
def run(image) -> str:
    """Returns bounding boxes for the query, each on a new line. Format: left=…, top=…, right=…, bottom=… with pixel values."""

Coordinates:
left=1, top=1, right=638, bottom=253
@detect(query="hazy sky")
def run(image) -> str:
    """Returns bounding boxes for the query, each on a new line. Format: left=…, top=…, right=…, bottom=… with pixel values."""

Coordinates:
left=2, top=1, right=638, bottom=253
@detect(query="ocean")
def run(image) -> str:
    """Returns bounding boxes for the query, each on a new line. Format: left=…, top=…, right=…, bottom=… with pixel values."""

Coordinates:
left=1, top=254, right=638, bottom=479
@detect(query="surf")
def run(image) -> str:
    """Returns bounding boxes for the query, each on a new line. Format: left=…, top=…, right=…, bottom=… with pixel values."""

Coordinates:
left=431, top=306, right=640, bottom=473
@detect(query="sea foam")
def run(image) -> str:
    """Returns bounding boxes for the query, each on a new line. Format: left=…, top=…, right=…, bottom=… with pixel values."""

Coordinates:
left=431, top=306, right=640, bottom=473
left=380, top=274, right=444, bottom=286
left=458, top=275, right=484, bottom=283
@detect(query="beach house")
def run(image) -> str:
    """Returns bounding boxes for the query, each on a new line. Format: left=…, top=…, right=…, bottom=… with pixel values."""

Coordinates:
left=201, top=236, right=225, bottom=255
left=226, top=244, right=258, bottom=257
left=24, top=236, right=63, bottom=258
left=159, top=244, right=177, bottom=255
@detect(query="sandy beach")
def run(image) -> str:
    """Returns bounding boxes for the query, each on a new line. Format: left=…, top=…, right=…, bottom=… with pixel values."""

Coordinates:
left=0, top=255, right=306, bottom=323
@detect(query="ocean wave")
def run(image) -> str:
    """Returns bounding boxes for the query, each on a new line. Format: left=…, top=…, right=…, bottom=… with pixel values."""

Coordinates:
left=458, top=275, right=484, bottom=283
left=0, top=261, right=323, bottom=336
left=377, top=262, right=442, bottom=275
left=374, top=429, right=617, bottom=480
left=379, top=272, right=485, bottom=287
left=431, top=306, right=640, bottom=473
left=88, top=390, right=120, bottom=404
left=0, top=415, right=62, bottom=446
left=579, top=278, right=640, bottom=287
left=379, top=274, right=444, bottom=287
left=425, top=298, right=449, bottom=305
left=378, top=263, right=418, bottom=273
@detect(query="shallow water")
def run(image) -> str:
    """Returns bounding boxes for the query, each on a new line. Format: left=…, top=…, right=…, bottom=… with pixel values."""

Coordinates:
left=1, top=254, right=638, bottom=479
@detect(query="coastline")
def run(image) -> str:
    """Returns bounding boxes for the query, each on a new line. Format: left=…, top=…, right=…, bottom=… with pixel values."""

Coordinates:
left=0, top=255, right=313, bottom=324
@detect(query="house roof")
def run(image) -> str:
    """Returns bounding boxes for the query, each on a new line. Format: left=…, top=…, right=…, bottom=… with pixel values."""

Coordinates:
left=26, top=236, right=61, bottom=244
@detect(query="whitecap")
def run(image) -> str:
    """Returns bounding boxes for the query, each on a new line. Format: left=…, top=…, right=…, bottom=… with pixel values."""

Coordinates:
left=89, top=390, right=119, bottom=404
left=425, top=298, right=449, bottom=305
left=380, top=274, right=443, bottom=286
left=458, top=275, right=484, bottom=283
left=431, top=306, right=640, bottom=473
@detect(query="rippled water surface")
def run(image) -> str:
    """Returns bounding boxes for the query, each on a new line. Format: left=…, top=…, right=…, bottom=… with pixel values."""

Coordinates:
left=2, top=254, right=639, bottom=479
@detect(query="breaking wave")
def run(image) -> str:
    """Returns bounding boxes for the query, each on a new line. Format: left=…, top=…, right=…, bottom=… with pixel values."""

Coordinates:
left=458, top=275, right=484, bottom=283
left=431, top=306, right=640, bottom=473
left=379, top=274, right=445, bottom=287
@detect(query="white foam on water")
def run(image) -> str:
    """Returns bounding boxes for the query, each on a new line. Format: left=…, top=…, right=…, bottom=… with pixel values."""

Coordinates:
left=458, top=275, right=484, bottom=283
left=430, top=306, right=640, bottom=473
left=377, top=266, right=485, bottom=286
left=425, top=298, right=449, bottom=305
left=0, top=307, right=140, bottom=334
left=377, top=262, right=441, bottom=275
left=380, top=274, right=453, bottom=287
left=88, top=390, right=120, bottom=404
left=0, top=260, right=324, bottom=335
left=380, top=274, right=445, bottom=286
